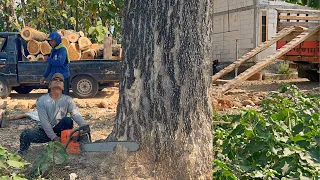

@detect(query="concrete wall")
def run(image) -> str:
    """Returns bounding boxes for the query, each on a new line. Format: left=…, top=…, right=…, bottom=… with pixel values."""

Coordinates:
left=213, top=0, right=255, bottom=63
left=213, top=0, right=317, bottom=65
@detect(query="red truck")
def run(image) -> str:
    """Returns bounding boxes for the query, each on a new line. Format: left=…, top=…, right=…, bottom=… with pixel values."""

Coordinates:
left=276, top=8, right=319, bottom=82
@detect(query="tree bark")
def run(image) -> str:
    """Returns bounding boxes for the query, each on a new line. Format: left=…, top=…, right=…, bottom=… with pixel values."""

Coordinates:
left=110, top=0, right=213, bottom=179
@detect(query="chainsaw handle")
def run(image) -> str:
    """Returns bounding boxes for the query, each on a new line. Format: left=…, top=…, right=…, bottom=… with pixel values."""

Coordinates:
left=63, top=124, right=91, bottom=148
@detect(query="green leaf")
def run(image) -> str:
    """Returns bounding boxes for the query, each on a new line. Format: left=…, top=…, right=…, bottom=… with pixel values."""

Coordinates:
left=252, top=170, right=264, bottom=178
left=292, top=123, right=304, bottom=136
left=38, top=161, right=51, bottom=175
left=291, top=135, right=307, bottom=143
left=97, top=34, right=105, bottom=43
left=0, top=147, right=8, bottom=155
left=0, top=161, right=5, bottom=168
left=12, top=174, right=28, bottom=180
left=7, top=160, right=27, bottom=169
left=0, top=176, right=11, bottom=180
left=88, top=27, right=96, bottom=34
left=53, top=152, right=67, bottom=165
left=229, top=124, right=245, bottom=137
left=281, top=161, right=290, bottom=176
left=282, top=148, right=294, bottom=157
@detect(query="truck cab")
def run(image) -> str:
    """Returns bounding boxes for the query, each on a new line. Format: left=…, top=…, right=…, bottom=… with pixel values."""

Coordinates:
left=0, top=32, right=121, bottom=98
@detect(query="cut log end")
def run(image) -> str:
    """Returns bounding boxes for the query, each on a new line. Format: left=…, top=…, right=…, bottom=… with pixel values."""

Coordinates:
left=78, top=37, right=92, bottom=50
left=21, top=27, right=48, bottom=41
left=68, top=43, right=81, bottom=60
left=36, top=54, right=46, bottom=62
left=62, top=37, right=70, bottom=47
left=27, top=55, right=36, bottom=61
left=81, top=49, right=95, bottom=60
left=22, top=29, right=31, bottom=39
left=67, top=33, right=80, bottom=43
left=27, top=40, right=40, bottom=55
left=40, top=41, right=52, bottom=55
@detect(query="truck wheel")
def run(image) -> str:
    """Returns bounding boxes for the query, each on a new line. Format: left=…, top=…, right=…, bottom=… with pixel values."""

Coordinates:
left=309, top=71, right=319, bottom=82
left=14, top=86, right=33, bottom=94
left=0, top=76, right=11, bottom=98
left=71, top=75, right=98, bottom=98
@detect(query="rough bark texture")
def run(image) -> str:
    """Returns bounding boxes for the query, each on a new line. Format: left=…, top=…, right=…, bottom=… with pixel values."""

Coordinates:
left=110, top=0, right=213, bottom=179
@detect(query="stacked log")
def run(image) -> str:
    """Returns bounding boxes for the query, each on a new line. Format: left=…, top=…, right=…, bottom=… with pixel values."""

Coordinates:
left=81, top=49, right=96, bottom=59
left=21, top=27, right=122, bottom=61
left=26, top=55, right=36, bottom=61
left=68, top=43, right=81, bottom=60
left=40, top=41, right=52, bottom=55
left=61, top=37, right=70, bottom=47
left=21, top=27, right=48, bottom=41
left=27, top=40, right=41, bottom=55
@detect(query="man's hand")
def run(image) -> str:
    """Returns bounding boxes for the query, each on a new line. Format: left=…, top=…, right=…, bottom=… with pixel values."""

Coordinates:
left=53, top=137, right=60, bottom=142
left=40, top=77, right=46, bottom=85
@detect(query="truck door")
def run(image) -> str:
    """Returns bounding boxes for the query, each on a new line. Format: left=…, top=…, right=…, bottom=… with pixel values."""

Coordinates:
left=0, top=35, right=19, bottom=86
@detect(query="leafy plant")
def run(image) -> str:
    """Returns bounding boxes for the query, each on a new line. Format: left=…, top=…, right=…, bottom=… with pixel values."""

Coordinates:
left=213, top=84, right=320, bottom=179
left=88, top=20, right=110, bottom=43
left=0, top=145, right=30, bottom=180
left=33, top=141, right=68, bottom=178
left=277, top=62, right=294, bottom=75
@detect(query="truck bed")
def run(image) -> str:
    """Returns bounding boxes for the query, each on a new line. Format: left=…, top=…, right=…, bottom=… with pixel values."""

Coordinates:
left=17, top=59, right=122, bottom=85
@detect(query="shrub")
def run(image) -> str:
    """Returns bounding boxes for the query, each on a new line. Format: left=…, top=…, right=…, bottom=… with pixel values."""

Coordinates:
left=213, top=84, right=320, bottom=179
left=0, top=145, right=30, bottom=179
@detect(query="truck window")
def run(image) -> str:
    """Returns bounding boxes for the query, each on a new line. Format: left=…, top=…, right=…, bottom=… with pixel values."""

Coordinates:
left=0, top=38, right=6, bottom=52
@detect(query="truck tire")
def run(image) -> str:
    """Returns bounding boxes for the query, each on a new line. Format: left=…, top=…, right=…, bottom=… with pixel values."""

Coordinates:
left=309, top=70, right=319, bottom=82
left=0, top=76, right=11, bottom=98
left=71, top=75, right=98, bottom=98
left=14, top=86, right=33, bottom=94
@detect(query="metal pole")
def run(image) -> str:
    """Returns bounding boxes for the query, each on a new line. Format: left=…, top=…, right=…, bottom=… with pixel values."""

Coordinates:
left=235, top=39, right=239, bottom=77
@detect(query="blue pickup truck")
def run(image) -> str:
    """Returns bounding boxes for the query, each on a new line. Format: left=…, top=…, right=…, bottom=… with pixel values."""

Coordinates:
left=0, top=32, right=121, bottom=98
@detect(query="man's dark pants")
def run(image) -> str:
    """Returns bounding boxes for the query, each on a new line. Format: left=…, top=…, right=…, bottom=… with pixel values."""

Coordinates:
left=20, top=117, right=74, bottom=151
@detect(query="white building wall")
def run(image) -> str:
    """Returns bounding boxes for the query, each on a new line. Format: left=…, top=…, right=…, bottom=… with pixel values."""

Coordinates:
left=213, top=0, right=316, bottom=64
left=256, top=8, right=278, bottom=61
left=213, top=0, right=255, bottom=63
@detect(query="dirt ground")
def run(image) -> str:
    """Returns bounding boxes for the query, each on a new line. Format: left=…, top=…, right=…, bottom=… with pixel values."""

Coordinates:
left=0, top=78, right=319, bottom=179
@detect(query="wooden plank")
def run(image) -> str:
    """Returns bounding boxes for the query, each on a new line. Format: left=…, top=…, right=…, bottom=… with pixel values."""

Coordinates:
left=278, top=22, right=320, bottom=30
left=217, top=25, right=320, bottom=94
left=212, top=26, right=296, bottom=82
left=103, top=36, right=112, bottom=59
left=276, top=8, right=320, bottom=15
left=279, top=15, right=320, bottom=21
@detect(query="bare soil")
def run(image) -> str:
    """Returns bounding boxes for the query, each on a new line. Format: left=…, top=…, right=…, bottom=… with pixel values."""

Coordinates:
left=0, top=78, right=318, bottom=179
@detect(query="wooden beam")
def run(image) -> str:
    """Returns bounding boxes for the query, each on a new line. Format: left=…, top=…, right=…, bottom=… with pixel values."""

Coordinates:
left=279, top=15, right=320, bottom=21
left=212, top=26, right=296, bottom=82
left=216, top=26, right=320, bottom=94
left=278, top=22, right=320, bottom=30
left=276, top=8, right=320, bottom=15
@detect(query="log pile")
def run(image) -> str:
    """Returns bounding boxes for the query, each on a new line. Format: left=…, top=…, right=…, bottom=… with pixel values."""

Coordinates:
left=20, top=27, right=122, bottom=61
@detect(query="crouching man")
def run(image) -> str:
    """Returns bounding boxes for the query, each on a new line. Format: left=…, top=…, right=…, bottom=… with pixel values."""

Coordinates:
left=17, top=73, right=87, bottom=154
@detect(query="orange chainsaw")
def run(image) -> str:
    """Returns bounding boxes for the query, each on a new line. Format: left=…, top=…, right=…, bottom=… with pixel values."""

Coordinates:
left=61, top=125, right=139, bottom=154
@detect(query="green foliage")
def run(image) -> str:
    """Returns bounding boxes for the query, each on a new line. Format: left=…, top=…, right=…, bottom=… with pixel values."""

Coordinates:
left=0, top=145, right=30, bottom=180
left=33, top=141, right=68, bottom=178
left=213, top=84, right=320, bottom=179
left=277, top=62, right=294, bottom=75
left=88, top=20, right=110, bottom=43
left=285, top=0, right=320, bottom=9
left=0, top=0, right=123, bottom=42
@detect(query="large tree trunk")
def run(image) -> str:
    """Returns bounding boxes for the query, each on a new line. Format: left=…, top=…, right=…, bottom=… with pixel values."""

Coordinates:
left=110, top=1, right=213, bottom=179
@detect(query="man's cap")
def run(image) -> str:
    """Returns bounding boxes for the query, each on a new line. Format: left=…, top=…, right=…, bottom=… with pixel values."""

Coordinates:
left=46, top=32, right=61, bottom=41
left=51, top=73, right=64, bottom=82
